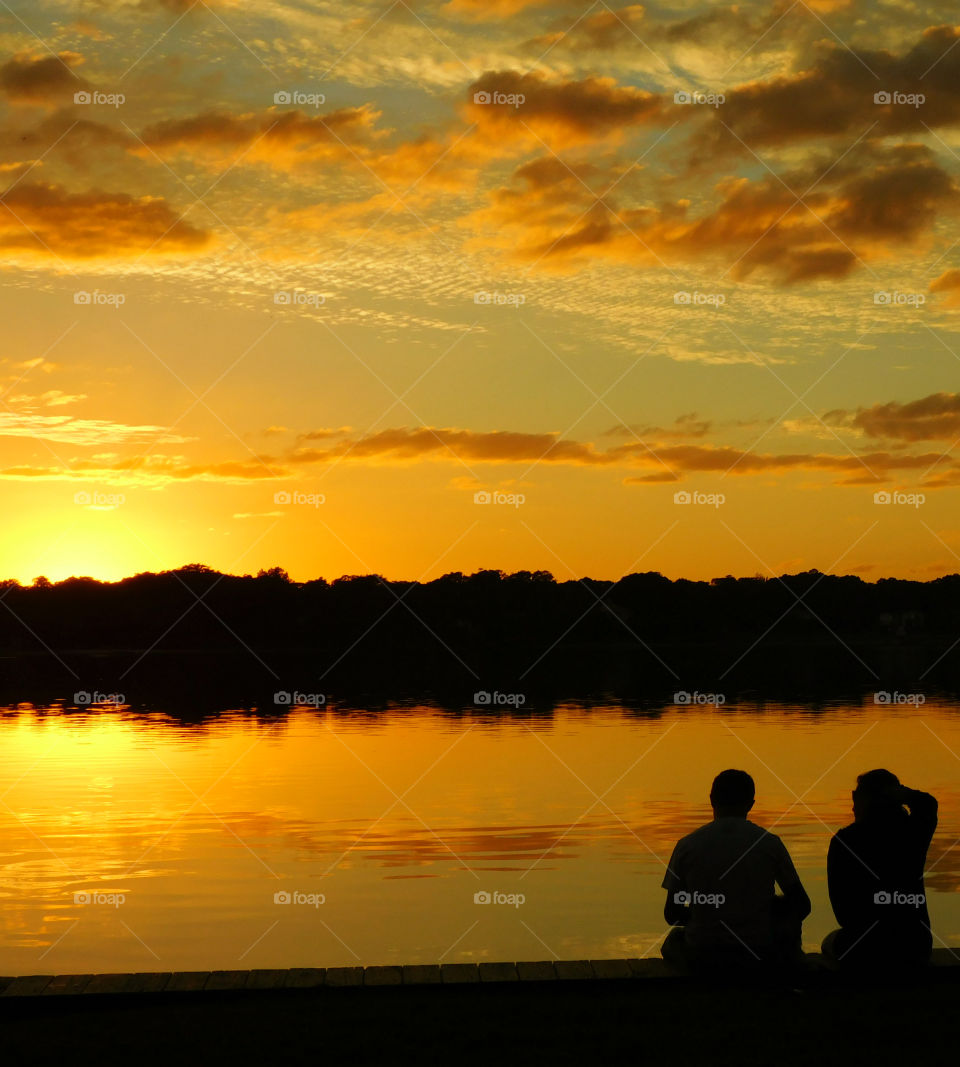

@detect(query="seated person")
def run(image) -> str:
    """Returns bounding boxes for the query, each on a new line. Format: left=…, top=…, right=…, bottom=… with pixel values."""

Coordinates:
left=821, top=769, right=937, bottom=971
left=661, top=769, right=811, bottom=975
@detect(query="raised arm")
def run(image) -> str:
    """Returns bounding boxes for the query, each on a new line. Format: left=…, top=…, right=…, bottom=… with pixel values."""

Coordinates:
left=897, top=786, right=938, bottom=831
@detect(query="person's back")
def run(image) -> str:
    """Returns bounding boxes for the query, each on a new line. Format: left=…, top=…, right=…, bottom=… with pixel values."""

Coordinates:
left=662, top=769, right=810, bottom=974
left=823, top=770, right=937, bottom=969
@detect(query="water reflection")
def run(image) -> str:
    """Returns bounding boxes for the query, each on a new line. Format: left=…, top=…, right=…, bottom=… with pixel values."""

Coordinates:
left=0, top=699, right=958, bottom=972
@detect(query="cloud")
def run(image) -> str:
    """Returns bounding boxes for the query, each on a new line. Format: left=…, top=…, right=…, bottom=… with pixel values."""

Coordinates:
left=286, top=426, right=610, bottom=466
left=603, top=413, right=712, bottom=439
left=824, top=393, right=960, bottom=443
left=8, top=390, right=88, bottom=408
left=0, top=454, right=284, bottom=485
left=930, top=269, right=960, bottom=304
left=0, top=53, right=88, bottom=103
left=700, top=25, right=960, bottom=154
left=0, top=418, right=951, bottom=488
left=276, top=424, right=954, bottom=485
left=465, top=142, right=959, bottom=282
left=0, top=412, right=191, bottom=446
left=524, top=5, right=647, bottom=52
left=0, top=181, right=211, bottom=259
left=138, top=106, right=385, bottom=167
left=465, top=70, right=664, bottom=146
left=443, top=0, right=558, bottom=17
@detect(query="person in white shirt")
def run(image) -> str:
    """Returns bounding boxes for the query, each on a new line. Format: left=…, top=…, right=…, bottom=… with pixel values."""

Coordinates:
left=661, top=769, right=811, bottom=974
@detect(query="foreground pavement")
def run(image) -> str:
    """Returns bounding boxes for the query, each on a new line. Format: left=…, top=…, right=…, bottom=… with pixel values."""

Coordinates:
left=0, top=953, right=958, bottom=1065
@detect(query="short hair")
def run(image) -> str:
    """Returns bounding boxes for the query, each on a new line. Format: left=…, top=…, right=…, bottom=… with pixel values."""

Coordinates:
left=854, top=768, right=900, bottom=796
left=710, top=769, right=755, bottom=808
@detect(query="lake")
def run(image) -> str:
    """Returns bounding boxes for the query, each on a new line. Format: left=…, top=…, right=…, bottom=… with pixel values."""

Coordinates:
left=1, top=698, right=958, bottom=974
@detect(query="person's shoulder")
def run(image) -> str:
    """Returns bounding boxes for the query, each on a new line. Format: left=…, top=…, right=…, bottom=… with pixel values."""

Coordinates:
left=746, top=821, right=790, bottom=850
left=675, top=821, right=715, bottom=848
left=826, top=822, right=858, bottom=852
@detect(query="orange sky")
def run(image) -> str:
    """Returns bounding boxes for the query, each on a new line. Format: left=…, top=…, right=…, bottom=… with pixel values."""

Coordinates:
left=1, top=0, right=959, bottom=583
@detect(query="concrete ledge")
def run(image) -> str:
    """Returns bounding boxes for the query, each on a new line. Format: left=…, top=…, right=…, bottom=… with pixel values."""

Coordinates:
left=440, top=963, right=479, bottom=983
left=364, top=966, right=402, bottom=987
left=517, top=961, right=556, bottom=982
left=42, top=975, right=90, bottom=995
left=167, top=972, right=210, bottom=993
left=402, top=965, right=443, bottom=985
left=283, top=968, right=325, bottom=988
left=1, top=951, right=957, bottom=998
left=478, top=962, right=518, bottom=983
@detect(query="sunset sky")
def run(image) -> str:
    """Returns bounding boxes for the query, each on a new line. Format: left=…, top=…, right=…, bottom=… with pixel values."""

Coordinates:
left=1, top=0, right=959, bottom=584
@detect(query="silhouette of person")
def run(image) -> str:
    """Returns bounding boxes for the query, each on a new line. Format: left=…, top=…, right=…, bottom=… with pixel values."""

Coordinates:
left=661, top=769, right=811, bottom=975
left=821, top=769, right=937, bottom=971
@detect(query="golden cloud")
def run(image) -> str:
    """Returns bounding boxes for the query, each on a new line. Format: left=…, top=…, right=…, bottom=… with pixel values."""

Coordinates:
left=0, top=181, right=211, bottom=259
left=138, top=105, right=385, bottom=166
left=465, top=142, right=959, bottom=282
left=702, top=25, right=960, bottom=154
left=824, top=393, right=960, bottom=442
left=0, top=53, right=88, bottom=103
left=465, top=70, right=664, bottom=147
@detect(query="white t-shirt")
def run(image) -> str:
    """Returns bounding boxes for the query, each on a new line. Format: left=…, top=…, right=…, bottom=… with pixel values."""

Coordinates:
left=661, top=817, right=801, bottom=951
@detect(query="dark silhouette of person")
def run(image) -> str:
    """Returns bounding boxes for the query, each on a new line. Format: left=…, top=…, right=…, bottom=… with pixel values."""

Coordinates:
left=661, top=769, right=811, bottom=975
left=821, top=769, right=937, bottom=971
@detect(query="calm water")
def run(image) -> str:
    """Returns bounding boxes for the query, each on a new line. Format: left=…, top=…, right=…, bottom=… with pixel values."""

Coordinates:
left=1, top=700, right=958, bottom=974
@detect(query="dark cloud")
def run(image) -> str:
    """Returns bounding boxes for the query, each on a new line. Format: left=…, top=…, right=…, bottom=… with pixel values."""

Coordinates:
left=0, top=181, right=211, bottom=258
left=700, top=25, right=960, bottom=155
left=0, top=53, right=88, bottom=103
left=140, top=106, right=382, bottom=158
left=467, top=142, right=959, bottom=283
left=825, top=393, right=960, bottom=442
left=466, top=70, right=664, bottom=145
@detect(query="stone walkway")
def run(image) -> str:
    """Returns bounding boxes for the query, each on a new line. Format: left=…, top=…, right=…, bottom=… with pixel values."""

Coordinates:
left=1, top=949, right=957, bottom=997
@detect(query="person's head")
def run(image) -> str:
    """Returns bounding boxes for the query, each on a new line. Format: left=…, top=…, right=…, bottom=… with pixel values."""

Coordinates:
left=710, top=769, right=755, bottom=818
left=852, top=768, right=902, bottom=822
